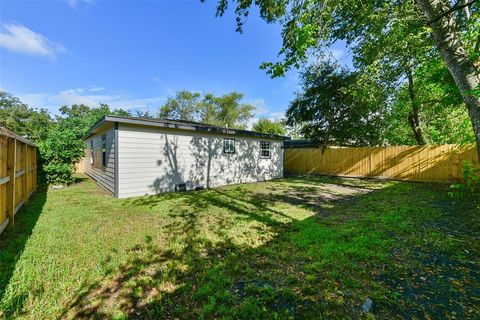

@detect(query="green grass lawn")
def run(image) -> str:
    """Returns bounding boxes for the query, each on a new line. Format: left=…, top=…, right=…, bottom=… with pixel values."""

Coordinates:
left=1, top=174, right=479, bottom=319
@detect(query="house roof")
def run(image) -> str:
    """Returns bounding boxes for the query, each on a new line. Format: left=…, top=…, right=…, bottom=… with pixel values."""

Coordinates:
left=284, top=140, right=321, bottom=148
left=83, top=115, right=290, bottom=141
left=0, top=126, right=36, bottom=146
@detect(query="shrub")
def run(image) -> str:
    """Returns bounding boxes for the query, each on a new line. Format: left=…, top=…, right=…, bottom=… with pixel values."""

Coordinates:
left=38, top=126, right=85, bottom=185
left=449, top=161, right=480, bottom=198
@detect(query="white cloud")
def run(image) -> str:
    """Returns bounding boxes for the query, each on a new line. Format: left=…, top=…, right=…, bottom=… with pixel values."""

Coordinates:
left=329, top=48, right=345, bottom=61
left=0, top=23, right=66, bottom=58
left=248, top=98, right=268, bottom=115
left=18, top=87, right=166, bottom=114
left=88, top=85, right=105, bottom=92
left=268, top=112, right=285, bottom=120
left=245, top=98, right=286, bottom=129
left=67, top=0, right=94, bottom=9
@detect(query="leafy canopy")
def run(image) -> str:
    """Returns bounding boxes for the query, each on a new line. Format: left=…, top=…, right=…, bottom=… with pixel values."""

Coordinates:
left=38, top=104, right=131, bottom=184
left=159, top=91, right=255, bottom=129
left=0, top=90, right=53, bottom=142
left=252, top=118, right=286, bottom=135
left=287, top=61, right=387, bottom=147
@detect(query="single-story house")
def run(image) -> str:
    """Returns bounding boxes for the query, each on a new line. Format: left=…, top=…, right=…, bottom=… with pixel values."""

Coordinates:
left=82, top=116, right=289, bottom=198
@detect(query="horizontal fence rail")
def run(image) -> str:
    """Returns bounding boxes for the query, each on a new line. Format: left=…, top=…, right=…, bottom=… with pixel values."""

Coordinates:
left=0, top=129, right=37, bottom=235
left=284, top=144, right=478, bottom=183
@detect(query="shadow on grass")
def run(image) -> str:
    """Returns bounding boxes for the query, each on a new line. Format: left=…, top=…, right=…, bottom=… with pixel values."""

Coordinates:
left=0, top=185, right=47, bottom=302
left=55, top=176, right=480, bottom=319
left=0, top=174, right=465, bottom=319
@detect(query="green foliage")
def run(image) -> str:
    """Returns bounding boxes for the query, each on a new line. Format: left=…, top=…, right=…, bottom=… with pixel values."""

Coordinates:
left=159, top=90, right=201, bottom=120
left=0, top=90, right=53, bottom=142
left=449, top=161, right=480, bottom=198
left=252, top=118, right=286, bottom=135
left=287, top=62, right=387, bottom=146
left=39, top=104, right=131, bottom=185
left=213, top=0, right=479, bottom=147
left=38, top=126, right=86, bottom=184
left=159, top=90, right=255, bottom=129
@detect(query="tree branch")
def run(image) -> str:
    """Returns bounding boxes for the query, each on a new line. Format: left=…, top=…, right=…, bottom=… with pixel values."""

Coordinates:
left=428, top=0, right=479, bottom=24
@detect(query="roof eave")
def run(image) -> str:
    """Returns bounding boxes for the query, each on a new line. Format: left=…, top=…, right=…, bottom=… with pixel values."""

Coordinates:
left=86, top=116, right=290, bottom=141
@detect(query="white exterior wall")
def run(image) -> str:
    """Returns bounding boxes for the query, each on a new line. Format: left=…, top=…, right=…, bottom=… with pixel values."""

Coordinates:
left=117, top=123, right=283, bottom=198
left=83, top=123, right=116, bottom=195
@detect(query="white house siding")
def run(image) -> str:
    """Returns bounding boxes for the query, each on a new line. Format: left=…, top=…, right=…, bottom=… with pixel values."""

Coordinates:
left=117, top=123, right=283, bottom=198
left=83, top=123, right=116, bottom=195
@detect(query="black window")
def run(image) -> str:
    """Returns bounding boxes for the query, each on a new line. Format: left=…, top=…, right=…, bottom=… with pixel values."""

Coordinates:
left=102, top=134, right=107, bottom=167
left=90, top=140, right=94, bottom=165
left=223, top=138, right=235, bottom=154
left=260, top=141, right=271, bottom=159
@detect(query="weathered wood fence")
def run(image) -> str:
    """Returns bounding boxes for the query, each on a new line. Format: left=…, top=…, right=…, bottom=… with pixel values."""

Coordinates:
left=0, top=127, right=37, bottom=235
left=284, top=144, right=478, bottom=183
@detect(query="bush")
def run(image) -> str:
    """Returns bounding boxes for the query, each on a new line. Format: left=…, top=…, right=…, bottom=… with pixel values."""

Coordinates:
left=449, top=161, right=480, bottom=198
left=38, top=126, right=85, bottom=185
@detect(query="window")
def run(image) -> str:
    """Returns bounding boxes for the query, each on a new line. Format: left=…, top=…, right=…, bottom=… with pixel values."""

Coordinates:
left=260, top=141, right=271, bottom=159
left=223, top=138, right=235, bottom=154
left=102, top=134, right=107, bottom=167
left=90, top=140, right=94, bottom=165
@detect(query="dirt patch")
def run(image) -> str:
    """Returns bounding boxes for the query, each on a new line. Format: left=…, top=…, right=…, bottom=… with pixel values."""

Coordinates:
left=253, top=181, right=373, bottom=216
left=376, top=197, right=480, bottom=319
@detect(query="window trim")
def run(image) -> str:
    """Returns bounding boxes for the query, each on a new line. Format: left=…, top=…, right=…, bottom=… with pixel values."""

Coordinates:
left=101, top=134, right=107, bottom=167
left=223, top=138, right=236, bottom=154
left=260, top=141, right=271, bottom=159
left=90, top=140, right=94, bottom=165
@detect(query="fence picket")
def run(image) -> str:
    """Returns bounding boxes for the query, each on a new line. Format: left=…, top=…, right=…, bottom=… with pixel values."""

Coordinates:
left=0, top=129, right=37, bottom=234
left=284, top=144, right=477, bottom=182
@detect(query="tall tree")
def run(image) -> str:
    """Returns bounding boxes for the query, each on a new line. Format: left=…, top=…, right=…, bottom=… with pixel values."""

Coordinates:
left=287, top=62, right=387, bottom=148
left=386, top=57, right=475, bottom=145
left=158, top=90, right=201, bottom=121
left=159, top=90, right=255, bottom=129
left=40, top=104, right=131, bottom=184
left=0, top=91, right=52, bottom=142
left=416, top=0, right=480, bottom=156
left=252, top=118, right=287, bottom=135
left=209, top=92, right=255, bottom=128
left=210, top=0, right=480, bottom=156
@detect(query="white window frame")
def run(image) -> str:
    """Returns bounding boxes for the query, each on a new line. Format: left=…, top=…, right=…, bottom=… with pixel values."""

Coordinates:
left=223, top=138, right=235, bottom=154
left=260, top=141, right=271, bottom=159
left=90, top=140, right=94, bottom=165
left=102, top=134, right=107, bottom=167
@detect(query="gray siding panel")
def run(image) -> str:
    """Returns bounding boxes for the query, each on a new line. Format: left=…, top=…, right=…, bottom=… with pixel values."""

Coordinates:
left=83, top=124, right=116, bottom=195
left=117, top=123, right=283, bottom=198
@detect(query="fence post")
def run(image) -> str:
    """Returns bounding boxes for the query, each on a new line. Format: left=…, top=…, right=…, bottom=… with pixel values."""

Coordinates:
left=34, top=146, right=37, bottom=191
left=22, top=142, right=27, bottom=203
left=6, top=138, right=16, bottom=226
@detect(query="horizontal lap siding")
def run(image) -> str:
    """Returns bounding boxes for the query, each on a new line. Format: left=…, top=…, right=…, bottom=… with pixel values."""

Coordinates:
left=118, top=124, right=283, bottom=198
left=84, top=125, right=115, bottom=195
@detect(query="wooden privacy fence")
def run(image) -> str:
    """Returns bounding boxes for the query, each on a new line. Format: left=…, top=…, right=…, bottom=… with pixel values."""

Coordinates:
left=75, top=159, right=85, bottom=173
left=284, top=144, right=478, bottom=183
left=0, top=127, right=37, bottom=235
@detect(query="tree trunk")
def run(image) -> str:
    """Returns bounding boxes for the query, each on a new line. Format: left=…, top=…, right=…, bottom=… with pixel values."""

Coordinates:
left=417, top=0, right=480, bottom=159
left=406, top=68, right=426, bottom=145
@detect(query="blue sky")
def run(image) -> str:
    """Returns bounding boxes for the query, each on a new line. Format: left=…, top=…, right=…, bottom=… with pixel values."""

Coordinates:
left=0, top=0, right=349, bottom=126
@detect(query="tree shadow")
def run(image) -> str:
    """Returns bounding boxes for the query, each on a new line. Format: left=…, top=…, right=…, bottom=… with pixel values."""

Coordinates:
left=56, top=175, right=480, bottom=319
left=285, top=144, right=477, bottom=182
left=0, top=184, right=47, bottom=305
left=120, top=131, right=283, bottom=198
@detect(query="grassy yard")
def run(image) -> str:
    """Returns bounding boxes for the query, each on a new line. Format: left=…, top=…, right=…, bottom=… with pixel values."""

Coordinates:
left=0, top=174, right=479, bottom=319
